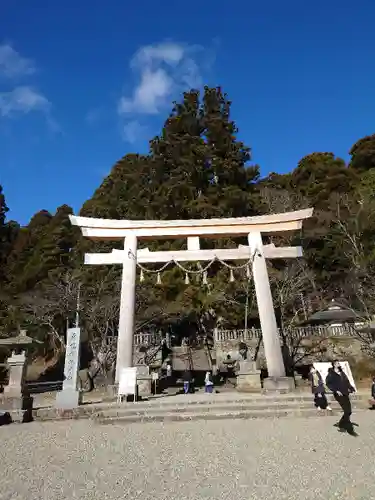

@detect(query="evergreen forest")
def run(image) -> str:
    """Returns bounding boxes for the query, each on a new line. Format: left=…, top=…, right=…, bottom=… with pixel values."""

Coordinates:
left=1, top=86, right=375, bottom=363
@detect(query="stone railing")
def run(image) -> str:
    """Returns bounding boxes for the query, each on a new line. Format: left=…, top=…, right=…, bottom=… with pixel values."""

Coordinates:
left=105, top=324, right=360, bottom=348
left=102, top=333, right=163, bottom=347
left=133, top=333, right=163, bottom=346
left=214, top=324, right=359, bottom=342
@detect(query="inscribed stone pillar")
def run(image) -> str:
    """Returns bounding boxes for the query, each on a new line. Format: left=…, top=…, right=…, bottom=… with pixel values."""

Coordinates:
left=248, top=232, right=285, bottom=378
left=115, top=233, right=137, bottom=383
left=55, top=327, right=82, bottom=409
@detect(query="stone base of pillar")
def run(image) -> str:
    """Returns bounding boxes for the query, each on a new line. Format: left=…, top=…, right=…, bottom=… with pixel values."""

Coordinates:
left=137, top=376, right=152, bottom=397
left=55, top=389, right=82, bottom=410
left=136, top=365, right=152, bottom=397
left=0, top=395, right=34, bottom=423
left=105, top=384, right=118, bottom=399
left=263, top=376, right=296, bottom=393
left=236, top=361, right=262, bottom=392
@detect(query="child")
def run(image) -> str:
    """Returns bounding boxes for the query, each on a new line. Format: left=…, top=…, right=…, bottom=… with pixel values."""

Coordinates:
left=309, top=365, right=332, bottom=411
left=205, top=371, right=214, bottom=394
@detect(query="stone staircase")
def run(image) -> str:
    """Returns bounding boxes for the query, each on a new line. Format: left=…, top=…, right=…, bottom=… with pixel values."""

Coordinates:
left=91, top=392, right=369, bottom=425
left=171, top=346, right=212, bottom=372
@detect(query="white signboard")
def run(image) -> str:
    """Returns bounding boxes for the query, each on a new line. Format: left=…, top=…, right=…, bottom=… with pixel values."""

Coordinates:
left=118, top=367, right=137, bottom=399
left=63, top=327, right=81, bottom=390
left=313, top=361, right=357, bottom=392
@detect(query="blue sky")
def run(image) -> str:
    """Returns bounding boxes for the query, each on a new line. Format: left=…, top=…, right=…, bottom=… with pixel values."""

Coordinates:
left=1, top=0, right=375, bottom=225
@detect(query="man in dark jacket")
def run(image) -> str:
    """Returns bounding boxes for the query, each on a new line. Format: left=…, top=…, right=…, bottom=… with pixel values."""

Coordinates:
left=325, top=361, right=356, bottom=434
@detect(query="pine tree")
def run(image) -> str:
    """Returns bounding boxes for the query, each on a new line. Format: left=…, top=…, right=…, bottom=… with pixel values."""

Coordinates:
left=0, top=187, right=19, bottom=286
left=291, top=152, right=357, bottom=208
left=6, top=210, right=53, bottom=292
left=0, top=185, right=10, bottom=282
left=349, top=134, right=375, bottom=172
left=145, top=87, right=260, bottom=331
left=149, top=90, right=208, bottom=220
left=81, top=154, right=152, bottom=220
left=21, top=205, right=79, bottom=287
left=0, top=186, right=20, bottom=336
left=289, top=153, right=357, bottom=293
left=201, top=86, right=260, bottom=218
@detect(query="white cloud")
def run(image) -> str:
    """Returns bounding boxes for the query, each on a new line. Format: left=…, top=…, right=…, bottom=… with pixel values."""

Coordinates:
left=86, top=107, right=103, bottom=125
left=118, top=42, right=204, bottom=117
left=0, top=86, right=50, bottom=116
left=122, top=120, right=147, bottom=144
left=0, top=44, right=35, bottom=79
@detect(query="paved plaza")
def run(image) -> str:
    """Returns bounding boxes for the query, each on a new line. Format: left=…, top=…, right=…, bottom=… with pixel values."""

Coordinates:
left=1, top=412, right=374, bottom=500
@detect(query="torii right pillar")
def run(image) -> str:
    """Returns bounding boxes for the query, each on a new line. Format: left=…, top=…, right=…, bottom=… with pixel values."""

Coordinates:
left=248, top=231, right=295, bottom=391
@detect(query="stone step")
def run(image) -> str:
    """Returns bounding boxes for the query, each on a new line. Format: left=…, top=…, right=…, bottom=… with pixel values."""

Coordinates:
left=94, top=407, right=366, bottom=425
left=92, top=398, right=367, bottom=423
left=32, top=392, right=370, bottom=423
left=93, top=404, right=352, bottom=421
left=94, top=392, right=365, bottom=411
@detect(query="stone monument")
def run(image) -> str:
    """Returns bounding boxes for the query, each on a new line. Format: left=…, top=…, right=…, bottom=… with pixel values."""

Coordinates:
left=55, top=327, right=83, bottom=409
left=0, top=329, right=39, bottom=423
left=135, top=364, right=152, bottom=398
left=236, top=360, right=262, bottom=392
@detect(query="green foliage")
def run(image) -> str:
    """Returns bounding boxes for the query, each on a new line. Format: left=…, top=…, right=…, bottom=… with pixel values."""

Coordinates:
left=291, top=152, right=357, bottom=208
left=1, top=87, right=375, bottom=354
left=349, top=134, right=375, bottom=172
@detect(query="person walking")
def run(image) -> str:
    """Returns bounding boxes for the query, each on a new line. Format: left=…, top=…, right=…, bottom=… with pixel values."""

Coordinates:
left=309, top=365, right=331, bottom=411
left=325, top=361, right=356, bottom=435
left=368, top=375, right=375, bottom=409
left=204, top=371, right=214, bottom=394
left=182, top=369, right=192, bottom=394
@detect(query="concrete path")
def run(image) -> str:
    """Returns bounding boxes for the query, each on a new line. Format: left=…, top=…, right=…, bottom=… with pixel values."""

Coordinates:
left=1, top=409, right=374, bottom=499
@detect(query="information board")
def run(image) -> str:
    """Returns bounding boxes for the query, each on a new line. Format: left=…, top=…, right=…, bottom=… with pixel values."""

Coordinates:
left=313, top=361, right=357, bottom=392
left=118, top=367, right=137, bottom=399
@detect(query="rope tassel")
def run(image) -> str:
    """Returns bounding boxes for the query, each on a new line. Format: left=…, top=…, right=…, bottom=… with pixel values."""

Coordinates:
left=140, top=269, right=144, bottom=283
left=184, top=273, right=190, bottom=285
left=229, top=269, right=235, bottom=282
left=156, top=272, right=162, bottom=285
left=202, top=271, right=208, bottom=285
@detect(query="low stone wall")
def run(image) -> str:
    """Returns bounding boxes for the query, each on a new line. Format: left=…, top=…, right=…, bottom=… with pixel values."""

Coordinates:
left=214, top=335, right=371, bottom=372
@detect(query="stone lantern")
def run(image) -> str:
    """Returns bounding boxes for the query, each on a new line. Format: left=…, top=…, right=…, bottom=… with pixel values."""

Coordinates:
left=0, top=329, right=41, bottom=423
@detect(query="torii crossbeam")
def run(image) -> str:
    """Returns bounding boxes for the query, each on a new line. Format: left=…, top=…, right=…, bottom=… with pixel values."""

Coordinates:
left=70, top=208, right=313, bottom=387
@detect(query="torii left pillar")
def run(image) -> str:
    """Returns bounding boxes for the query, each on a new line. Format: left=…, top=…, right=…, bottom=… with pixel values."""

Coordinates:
left=115, top=232, right=137, bottom=384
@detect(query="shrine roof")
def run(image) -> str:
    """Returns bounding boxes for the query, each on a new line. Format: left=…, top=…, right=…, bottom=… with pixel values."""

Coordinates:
left=301, top=299, right=365, bottom=326
left=0, top=330, right=42, bottom=346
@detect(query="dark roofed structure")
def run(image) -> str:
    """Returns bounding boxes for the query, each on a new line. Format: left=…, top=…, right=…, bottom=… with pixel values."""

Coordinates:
left=301, top=299, right=365, bottom=326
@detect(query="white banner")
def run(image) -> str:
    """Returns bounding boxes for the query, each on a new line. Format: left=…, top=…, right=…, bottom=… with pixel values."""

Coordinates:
left=118, top=367, right=137, bottom=396
left=313, top=361, right=357, bottom=392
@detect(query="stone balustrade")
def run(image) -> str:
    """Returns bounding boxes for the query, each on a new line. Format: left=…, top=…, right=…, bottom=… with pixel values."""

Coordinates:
left=103, top=324, right=359, bottom=349
left=213, top=324, right=359, bottom=343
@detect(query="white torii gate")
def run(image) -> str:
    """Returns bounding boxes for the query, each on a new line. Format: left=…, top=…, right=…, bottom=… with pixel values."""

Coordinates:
left=70, top=208, right=313, bottom=388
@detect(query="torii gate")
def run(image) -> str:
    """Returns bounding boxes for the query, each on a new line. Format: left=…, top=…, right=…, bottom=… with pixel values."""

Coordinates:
left=70, top=208, right=313, bottom=388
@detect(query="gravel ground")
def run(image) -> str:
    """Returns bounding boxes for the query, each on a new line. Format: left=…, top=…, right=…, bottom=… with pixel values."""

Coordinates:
left=1, top=412, right=374, bottom=500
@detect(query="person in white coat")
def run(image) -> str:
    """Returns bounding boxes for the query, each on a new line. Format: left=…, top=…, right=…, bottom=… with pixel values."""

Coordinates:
left=205, top=371, right=214, bottom=394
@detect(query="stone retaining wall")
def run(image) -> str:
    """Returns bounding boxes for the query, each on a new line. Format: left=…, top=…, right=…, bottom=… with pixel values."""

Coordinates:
left=214, top=335, right=368, bottom=369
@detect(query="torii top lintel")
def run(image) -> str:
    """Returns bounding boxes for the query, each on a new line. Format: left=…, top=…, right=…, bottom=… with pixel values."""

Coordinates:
left=69, top=208, right=313, bottom=241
